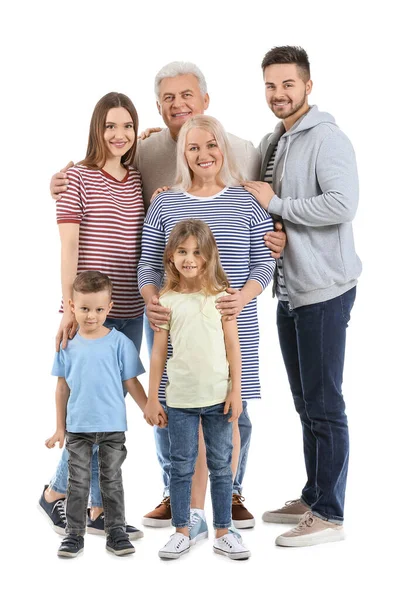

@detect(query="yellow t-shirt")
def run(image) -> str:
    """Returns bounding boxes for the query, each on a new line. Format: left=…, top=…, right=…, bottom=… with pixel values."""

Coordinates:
left=159, top=290, right=230, bottom=408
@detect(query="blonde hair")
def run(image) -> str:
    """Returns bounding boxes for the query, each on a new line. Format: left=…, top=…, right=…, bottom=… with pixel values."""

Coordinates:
left=161, top=219, right=229, bottom=295
left=174, top=115, right=242, bottom=191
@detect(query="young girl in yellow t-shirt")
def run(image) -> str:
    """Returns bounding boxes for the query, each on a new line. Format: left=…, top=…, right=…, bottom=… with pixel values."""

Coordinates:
left=144, top=219, right=251, bottom=561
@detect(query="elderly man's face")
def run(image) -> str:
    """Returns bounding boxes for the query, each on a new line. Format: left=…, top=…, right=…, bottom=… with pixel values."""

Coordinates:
left=157, top=74, right=209, bottom=139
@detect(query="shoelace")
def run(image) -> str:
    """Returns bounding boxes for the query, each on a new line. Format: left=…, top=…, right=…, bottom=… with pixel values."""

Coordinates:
left=53, top=499, right=67, bottom=524
left=292, top=511, right=315, bottom=533
left=284, top=499, right=302, bottom=507
left=159, top=497, right=171, bottom=508
left=189, top=512, right=200, bottom=529
left=232, top=494, right=246, bottom=506
left=109, top=528, right=129, bottom=544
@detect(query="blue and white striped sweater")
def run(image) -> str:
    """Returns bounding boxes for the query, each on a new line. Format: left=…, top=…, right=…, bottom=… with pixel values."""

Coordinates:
left=138, top=186, right=275, bottom=400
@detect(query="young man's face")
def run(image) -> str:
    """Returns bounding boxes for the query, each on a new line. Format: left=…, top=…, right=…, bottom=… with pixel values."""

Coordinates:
left=157, top=74, right=210, bottom=139
left=70, top=290, right=113, bottom=335
left=264, top=63, right=312, bottom=128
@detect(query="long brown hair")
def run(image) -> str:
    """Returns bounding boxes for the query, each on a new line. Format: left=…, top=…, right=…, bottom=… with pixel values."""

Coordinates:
left=161, top=219, right=229, bottom=295
left=78, top=92, right=138, bottom=170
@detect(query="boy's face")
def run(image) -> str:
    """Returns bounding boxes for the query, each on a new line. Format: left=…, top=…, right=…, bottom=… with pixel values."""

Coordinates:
left=70, top=289, right=113, bottom=335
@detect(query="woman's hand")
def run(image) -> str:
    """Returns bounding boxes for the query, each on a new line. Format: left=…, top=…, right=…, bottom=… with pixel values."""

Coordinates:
left=144, top=399, right=168, bottom=428
left=146, top=295, right=170, bottom=332
left=50, top=162, right=74, bottom=200
left=150, top=186, right=170, bottom=203
left=223, top=391, right=243, bottom=423
left=216, top=288, right=246, bottom=321
left=45, top=429, right=66, bottom=449
left=56, top=312, right=78, bottom=351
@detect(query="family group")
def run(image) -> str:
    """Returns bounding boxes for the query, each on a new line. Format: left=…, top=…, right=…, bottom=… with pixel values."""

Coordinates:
left=39, top=45, right=362, bottom=560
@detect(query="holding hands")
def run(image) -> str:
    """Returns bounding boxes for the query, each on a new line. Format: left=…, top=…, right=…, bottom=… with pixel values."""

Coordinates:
left=144, top=399, right=168, bottom=428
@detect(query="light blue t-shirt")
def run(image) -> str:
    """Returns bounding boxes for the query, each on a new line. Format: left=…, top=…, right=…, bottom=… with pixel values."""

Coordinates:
left=52, top=328, right=145, bottom=433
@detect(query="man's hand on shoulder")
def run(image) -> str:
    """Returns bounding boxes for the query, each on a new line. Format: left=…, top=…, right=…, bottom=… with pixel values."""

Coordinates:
left=51, top=161, right=74, bottom=200
left=139, top=127, right=163, bottom=141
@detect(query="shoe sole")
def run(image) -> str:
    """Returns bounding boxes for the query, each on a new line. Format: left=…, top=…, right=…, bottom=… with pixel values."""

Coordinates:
left=87, top=526, right=144, bottom=540
left=106, top=546, right=136, bottom=556
left=189, top=531, right=209, bottom=546
left=275, top=530, right=345, bottom=547
left=158, top=547, right=190, bottom=559
left=57, top=549, right=83, bottom=558
left=232, top=518, right=255, bottom=529
left=262, top=512, right=304, bottom=524
left=38, top=504, right=66, bottom=536
left=142, top=517, right=172, bottom=527
left=213, top=547, right=251, bottom=560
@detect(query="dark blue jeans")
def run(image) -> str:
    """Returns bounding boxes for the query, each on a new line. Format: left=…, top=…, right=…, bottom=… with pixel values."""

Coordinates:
left=145, top=314, right=252, bottom=497
left=277, top=287, right=356, bottom=523
left=168, top=403, right=233, bottom=529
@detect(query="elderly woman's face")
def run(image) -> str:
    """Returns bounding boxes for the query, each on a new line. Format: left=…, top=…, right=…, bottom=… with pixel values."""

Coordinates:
left=184, top=128, right=223, bottom=180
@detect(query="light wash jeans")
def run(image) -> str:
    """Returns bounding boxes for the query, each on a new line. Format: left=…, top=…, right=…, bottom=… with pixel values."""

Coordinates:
left=144, top=313, right=252, bottom=498
left=168, top=403, right=233, bottom=529
left=49, top=315, right=143, bottom=506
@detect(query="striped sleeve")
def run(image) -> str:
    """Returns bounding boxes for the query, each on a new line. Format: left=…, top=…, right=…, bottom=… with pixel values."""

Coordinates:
left=248, top=196, right=276, bottom=289
left=137, top=194, right=166, bottom=291
left=56, top=167, right=84, bottom=224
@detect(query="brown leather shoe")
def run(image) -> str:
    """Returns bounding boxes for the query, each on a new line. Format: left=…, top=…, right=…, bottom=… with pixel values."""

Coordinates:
left=142, top=497, right=172, bottom=527
left=231, top=494, right=255, bottom=529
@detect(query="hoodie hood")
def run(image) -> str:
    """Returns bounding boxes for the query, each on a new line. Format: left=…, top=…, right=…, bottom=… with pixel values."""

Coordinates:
left=266, top=105, right=337, bottom=183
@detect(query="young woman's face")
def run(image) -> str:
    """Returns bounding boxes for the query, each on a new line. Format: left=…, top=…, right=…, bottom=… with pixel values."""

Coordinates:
left=184, top=128, right=223, bottom=181
left=171, top=235, right=206, bottom=281
left=103, top=107, right=135, bottom=159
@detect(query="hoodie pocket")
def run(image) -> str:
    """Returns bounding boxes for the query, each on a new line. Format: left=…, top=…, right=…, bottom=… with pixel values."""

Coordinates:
left=286, top=230, right=335, bottom=293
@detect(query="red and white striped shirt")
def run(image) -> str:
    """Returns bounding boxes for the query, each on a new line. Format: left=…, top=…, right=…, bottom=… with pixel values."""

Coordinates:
left=57, top=165, right=145, bottom=319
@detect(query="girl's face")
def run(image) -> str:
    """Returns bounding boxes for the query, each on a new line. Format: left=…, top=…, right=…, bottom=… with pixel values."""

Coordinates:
left=184, top=128, right=223, bottom=181
left=103, top=107, right=135, bottom=159
left=171, top=235, right=206, bottom=282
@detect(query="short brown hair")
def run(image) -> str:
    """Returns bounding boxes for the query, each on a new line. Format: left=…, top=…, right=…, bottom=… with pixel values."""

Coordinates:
left=261, top=46, right=310, bottom=81
left=78, top=92, right=138, bottom=170
left=73, top=271, right=113, bottom=297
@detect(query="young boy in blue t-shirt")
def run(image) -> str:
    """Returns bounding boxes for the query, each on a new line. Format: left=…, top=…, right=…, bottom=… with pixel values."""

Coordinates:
left=46, top=271, right=156, bottom=558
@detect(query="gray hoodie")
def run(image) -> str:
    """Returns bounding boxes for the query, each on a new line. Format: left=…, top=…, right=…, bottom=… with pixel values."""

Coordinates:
left=259, top=105, right=362, bottom=308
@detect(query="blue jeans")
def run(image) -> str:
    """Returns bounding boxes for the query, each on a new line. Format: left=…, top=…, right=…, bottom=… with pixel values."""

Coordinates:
left=145, top=314, right=252, bottom=498
left=277, top=287, right=356, bottom=523
left=168, top=403, right=233, bottom=529
left=49, top=315, right=143, bottom=506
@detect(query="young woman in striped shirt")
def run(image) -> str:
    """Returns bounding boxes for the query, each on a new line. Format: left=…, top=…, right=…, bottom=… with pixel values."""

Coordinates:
left=40, top=93, right=145, bottom=538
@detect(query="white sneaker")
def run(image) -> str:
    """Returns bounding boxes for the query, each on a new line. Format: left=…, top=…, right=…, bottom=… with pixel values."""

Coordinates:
left=158, top=533, right=190, bottom=559
left=213, top=531, right=251, bottom=560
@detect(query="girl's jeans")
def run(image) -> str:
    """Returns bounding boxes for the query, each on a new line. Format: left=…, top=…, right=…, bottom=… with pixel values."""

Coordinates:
left=168, top=402, right=233, bottom=529
left=49, top=315, right=143, bottom=506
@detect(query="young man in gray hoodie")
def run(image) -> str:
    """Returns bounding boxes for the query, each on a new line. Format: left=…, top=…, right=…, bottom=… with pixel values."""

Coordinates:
left=245, top=46, right=362, bottom=547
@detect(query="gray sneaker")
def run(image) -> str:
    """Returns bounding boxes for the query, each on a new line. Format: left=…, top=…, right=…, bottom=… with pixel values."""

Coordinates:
left=262, top=499, right=309, bottom=524
left=275, top=511, right=345, bottom=547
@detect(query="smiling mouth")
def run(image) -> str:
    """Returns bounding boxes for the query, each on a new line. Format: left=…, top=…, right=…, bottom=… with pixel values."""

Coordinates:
left=111, top=141, right=127, bottom=147
left=172, top=111, right=192, bottom=118
left=198, top=161, right=214, bottom=168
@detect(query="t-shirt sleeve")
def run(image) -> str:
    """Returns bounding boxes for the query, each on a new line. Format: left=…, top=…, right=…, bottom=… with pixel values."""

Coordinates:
left=119, top=334, right=145, bottom=380
left=158, top=295, right=171, bottom=331
left=51, top=349, right=65, bottom=377
left=56, top=167, right=84, bottom=224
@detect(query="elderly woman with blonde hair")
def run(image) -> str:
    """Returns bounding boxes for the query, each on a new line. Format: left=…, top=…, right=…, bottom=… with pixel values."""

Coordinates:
left=138, top=115, right=275, bottom=557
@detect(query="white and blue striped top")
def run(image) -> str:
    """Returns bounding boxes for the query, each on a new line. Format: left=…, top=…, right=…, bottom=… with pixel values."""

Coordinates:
left=138, top=186, right=276, bottom=400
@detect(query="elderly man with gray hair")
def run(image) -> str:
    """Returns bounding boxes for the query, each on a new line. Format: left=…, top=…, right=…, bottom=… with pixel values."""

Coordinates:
left=47, top=60, right=286, bottom=542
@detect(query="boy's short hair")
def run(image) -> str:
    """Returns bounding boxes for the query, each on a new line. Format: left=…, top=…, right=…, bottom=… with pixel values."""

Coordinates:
left=73, top=271, right=113, bottom=297
left=261, top=45, right=310, bottom=81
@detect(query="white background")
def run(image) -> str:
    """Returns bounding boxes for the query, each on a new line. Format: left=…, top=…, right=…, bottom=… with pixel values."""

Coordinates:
left=1, top=1, right=414, bottom=598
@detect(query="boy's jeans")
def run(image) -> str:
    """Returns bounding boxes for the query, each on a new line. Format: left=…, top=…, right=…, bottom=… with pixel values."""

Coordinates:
left=168, top=403, right=233, bottom=529
left=66, top=431, right=127, bottom=535
left=277, top=286, right=356, bottom=523
left=49, top=316, right=143, bottom=506
left=145, top=314, right=252, bottom=498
